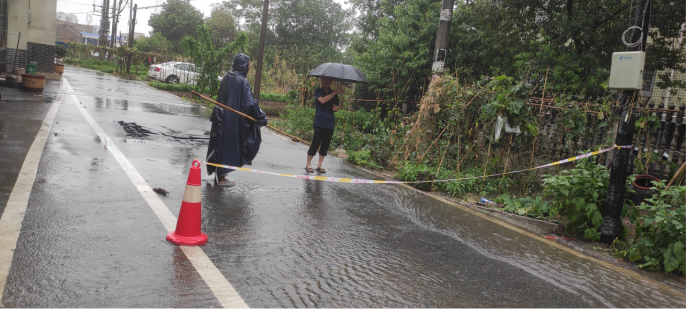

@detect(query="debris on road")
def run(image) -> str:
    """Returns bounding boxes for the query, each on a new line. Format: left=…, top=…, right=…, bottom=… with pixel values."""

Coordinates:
left=153, top=187, right=169, bottom=195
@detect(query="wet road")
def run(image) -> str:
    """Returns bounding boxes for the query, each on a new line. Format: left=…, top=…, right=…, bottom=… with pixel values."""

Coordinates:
left=0, top=67, right=684, bottom=307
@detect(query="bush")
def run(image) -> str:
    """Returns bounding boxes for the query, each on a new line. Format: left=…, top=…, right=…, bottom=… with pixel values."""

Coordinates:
left=347, top=148, right=381, bottom=170
left=395, top=161, right=434, bottom=190
left=614, top=182, right=686, bottom=274
left=443, top=169, right=482, bottom=197
left=148, top=81, right=196, bottom=92
left=260, top=92, right=292, bottom=104
left=542, top=157, right=611, bottom=240
left=55, top=44, right=68, bottom=58
left=496, top=194, right=552, bottom=218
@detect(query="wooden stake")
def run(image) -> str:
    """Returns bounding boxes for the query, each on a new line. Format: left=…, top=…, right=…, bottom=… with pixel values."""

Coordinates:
left=191, top=91, right=311, bottom=145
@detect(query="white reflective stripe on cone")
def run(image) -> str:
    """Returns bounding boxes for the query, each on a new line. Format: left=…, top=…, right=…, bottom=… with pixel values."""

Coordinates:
left=182, top=185, right=202, bottom=203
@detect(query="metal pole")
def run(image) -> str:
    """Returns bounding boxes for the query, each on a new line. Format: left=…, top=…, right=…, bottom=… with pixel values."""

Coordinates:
left=431, top=0, right=454, bottom=75
left=600, top=0, right=652, bottom=244
left=252, top=0, right=270, bottom=101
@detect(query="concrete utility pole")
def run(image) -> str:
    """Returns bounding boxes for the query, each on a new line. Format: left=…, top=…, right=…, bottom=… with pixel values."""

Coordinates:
left=98, top=0, right=110, bottom=46
left=109, top=0, right=117, bottom=48
left=431, top=0, right=455, bottom=75
left=252, top=0, right=270, bottom=101
left=126, top=3, right=137, bottom=73
left=600, top=0, right=653, bottom=244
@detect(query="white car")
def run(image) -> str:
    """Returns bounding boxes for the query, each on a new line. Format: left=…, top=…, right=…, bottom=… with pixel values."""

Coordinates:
left=148, top=61, right=199, bottom=85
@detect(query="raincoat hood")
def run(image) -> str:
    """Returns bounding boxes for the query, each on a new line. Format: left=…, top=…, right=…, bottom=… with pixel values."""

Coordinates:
left=232, top=53, right=250, bottom=77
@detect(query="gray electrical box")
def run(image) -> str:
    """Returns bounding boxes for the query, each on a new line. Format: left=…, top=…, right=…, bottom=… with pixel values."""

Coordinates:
left=609, top=51, right=645, bottom=90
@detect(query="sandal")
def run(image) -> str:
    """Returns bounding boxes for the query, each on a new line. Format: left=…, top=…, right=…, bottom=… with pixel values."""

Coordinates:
left=316, top=167, right=326, bottom=173
left=305, top=166, right=314, bottom=173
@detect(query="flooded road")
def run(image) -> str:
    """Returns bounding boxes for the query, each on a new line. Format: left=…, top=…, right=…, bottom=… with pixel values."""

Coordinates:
left=0, top=67, right=683, bottom=307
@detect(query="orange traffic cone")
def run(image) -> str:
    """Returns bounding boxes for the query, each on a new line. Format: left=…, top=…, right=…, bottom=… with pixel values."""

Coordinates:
left=167, top=159, right=208, bottom=246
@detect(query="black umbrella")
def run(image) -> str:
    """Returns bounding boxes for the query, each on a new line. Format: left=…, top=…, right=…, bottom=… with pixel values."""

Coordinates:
left=307, top=63, right=369, bottom=84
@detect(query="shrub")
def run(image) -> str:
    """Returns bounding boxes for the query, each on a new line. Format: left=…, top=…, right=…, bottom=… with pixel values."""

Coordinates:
left=395, top=161, right=434, bottom=190
left=496, top=194, right=552, bottom=218
left=542, top=157, right=610, bottom=240
left=148, top=81, right=196, bottom=92
left=260, top=92, right=292, bottom=104
left=347, top=148, right=381, bottom=170
left=614, top=182, right=686, bottom=274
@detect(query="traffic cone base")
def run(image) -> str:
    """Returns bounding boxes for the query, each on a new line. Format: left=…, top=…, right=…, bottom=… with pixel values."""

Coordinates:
left=166, top=231, right=208, bottom=246
left=167, top=159, right=207, bottom=246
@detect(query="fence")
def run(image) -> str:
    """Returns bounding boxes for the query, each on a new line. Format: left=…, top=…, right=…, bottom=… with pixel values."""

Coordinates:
left=531, top=96, right=685, bottom=181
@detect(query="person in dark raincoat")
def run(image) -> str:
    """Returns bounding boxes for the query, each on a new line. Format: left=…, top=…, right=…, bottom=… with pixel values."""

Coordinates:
left=206, top=53, right=268, bottom=186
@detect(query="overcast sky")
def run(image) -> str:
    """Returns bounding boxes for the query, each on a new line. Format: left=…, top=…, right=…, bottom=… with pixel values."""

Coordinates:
left=56, top=0, right=352, bottom=36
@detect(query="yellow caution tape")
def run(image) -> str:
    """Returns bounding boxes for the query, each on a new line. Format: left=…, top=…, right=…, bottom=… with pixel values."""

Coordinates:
left=203, top=145, right=631, bottom=184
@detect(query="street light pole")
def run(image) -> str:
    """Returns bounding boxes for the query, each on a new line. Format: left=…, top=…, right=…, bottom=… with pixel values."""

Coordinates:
left=600, top=0, right=653, bottom=244
left=252, top=0, right=270, bottom=101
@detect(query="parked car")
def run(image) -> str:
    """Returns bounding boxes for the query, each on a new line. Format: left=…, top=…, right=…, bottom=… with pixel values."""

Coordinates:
left=148, top=61, right=199, bottom=85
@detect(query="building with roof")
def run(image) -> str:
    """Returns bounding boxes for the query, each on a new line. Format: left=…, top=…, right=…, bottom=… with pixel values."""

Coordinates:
left=1, top=0, right=58, bottom=75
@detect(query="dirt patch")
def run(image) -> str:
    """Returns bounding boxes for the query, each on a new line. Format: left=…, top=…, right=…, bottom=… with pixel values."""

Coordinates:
left=165, top=91, right=195, bottom=99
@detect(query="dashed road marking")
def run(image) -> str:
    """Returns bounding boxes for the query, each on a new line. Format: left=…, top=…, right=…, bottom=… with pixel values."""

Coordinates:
left=63, top=77, right=247, bottom=308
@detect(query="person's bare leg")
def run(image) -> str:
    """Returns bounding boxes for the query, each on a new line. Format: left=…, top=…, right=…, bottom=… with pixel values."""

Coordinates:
left=307, top=155, right=314, bottom=167
left=316, top=154, right=325, bottom=169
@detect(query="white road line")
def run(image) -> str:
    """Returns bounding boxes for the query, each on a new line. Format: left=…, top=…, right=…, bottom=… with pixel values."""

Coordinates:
left=0, top=83, right=65, bottom=304
left=62, top=77, right=248, bottom=308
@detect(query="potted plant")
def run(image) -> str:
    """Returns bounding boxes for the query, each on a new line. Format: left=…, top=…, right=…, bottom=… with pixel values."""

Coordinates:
left=54, top=43, right=68, bottom=73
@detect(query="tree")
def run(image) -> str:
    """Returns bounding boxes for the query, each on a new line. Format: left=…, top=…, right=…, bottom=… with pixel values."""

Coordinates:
left=355, top=0, right=441, bottom=101
left=182, top=25, right=248, bottom=94
left=134, top=33, right=174, bottom=55
left=206, top=3, right=238, bottom=49
left=148, top=1, right=204, bottom=50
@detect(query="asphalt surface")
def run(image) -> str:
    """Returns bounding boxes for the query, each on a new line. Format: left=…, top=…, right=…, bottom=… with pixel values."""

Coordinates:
left=0, top=67, right=683, bottom=307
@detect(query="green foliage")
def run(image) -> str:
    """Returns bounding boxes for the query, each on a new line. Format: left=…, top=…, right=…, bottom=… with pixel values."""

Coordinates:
left=444, top=169, right=482, bottom=197
left=278, top=104, right=316, bottom=141
left=64, top=58, right=147, bottom=77
left=134, top=34, right=175, bottom=55
left=395, top=161, right=434, bottom=190
left=149, top=0, right=205, bottom=50
left=55, top=44, right=68, bottom=58
left=260, top=92, right=292, bottom=104
left=354, top=0, right=440, bottom=101
left=616, top=182, right=686, bottom=274
left=347, top=149, right=381, bottom=170
left=496, top=194, right=552, bottom=219
left=149, top=81, right=196, bottom=92
left=542, top=157, right=610, bottom=240
left=181, top=26, right=248, bottom=95
left=206, top=3, right=238, bottom=49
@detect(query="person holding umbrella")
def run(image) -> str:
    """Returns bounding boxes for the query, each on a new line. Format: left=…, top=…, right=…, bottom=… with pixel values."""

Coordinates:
left=306, top=76, right=344, bottom=173
left=305, top=63, right=369, bottom=173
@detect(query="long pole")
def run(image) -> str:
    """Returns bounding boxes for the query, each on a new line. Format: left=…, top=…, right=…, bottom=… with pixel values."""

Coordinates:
left=252, top=0, right=270, bottom=101
left=600, top=0, right=652, bottom=244
left=191, top=91, right=310, bottom=145
left=431, top=0, right=454, bottom=75
left=126, top=4, right=136, bottom=74
left=110, top=0, right=117, bottom=48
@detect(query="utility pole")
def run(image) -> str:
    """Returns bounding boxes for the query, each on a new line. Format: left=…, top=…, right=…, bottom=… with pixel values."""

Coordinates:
left=109, top=0, right=117, bottom=48
left=431, top=0, right=455, bottom=75
left=252, top=0, right=270, bottom=101
left=126, top=4, right=137, bottom=74
left=98, top=0, right=110, bottom=46
left=600, top=0, right=653, bottom=244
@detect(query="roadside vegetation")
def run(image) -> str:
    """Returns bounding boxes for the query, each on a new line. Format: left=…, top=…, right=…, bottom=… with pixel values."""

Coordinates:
left=62, top=0, right=685, bottom=276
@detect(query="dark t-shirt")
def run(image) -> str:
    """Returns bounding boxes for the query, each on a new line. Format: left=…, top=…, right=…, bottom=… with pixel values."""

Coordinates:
left=313, top=87, right=339, bottom=130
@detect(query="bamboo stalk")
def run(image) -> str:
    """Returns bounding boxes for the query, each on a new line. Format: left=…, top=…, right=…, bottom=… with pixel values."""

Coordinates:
left=417, top=120, right=452, bottom=163
left=539, top=67, right=550, bottom=116
left=435, top=128, right=454, bottom=177
left=665, top=161, right=686, bottom=191
left=482, top=141, right=491, bottom=191
left=191, top=91, right=311, bottom=145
